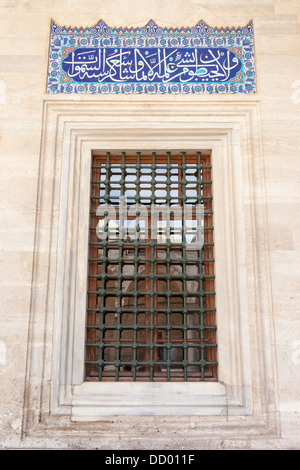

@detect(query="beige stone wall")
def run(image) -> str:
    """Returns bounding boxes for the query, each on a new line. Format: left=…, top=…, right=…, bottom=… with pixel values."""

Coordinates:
left=0, top=0, right=299, bottom=449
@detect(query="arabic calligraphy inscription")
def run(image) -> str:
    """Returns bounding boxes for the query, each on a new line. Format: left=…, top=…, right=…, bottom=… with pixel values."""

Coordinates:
left=47, top=20, right=256, bottom=94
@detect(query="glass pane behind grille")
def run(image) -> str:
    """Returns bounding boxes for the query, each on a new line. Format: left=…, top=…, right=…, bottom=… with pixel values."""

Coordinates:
left=85, top=152, right=217, bottom=382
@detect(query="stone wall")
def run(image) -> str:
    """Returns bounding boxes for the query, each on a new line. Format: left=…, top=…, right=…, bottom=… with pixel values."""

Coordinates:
left=0, top=0, right=299, bottom=449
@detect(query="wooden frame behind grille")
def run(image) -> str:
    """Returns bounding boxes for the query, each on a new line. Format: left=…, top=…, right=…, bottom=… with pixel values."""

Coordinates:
left=85, top=152, right=217, bottom=382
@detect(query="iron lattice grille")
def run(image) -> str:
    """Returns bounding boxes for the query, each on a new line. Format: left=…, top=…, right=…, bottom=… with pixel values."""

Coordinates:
left=86, top=152, right=217, bottom=382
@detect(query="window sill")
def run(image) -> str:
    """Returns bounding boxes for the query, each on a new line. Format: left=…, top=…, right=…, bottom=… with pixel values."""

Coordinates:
left=70, top=381, right=249, bottom=420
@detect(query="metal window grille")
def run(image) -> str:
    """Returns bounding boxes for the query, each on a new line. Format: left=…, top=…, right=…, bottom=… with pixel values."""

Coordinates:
left=86, top=152, right=217, bottom=382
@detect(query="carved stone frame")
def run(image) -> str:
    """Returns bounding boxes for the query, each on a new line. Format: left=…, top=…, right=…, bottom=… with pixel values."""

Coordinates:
left=23, top=98, right=280, bottom=441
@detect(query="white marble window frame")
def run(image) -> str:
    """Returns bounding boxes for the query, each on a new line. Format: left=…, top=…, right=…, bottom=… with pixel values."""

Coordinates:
left=23, top=99, right=279, bottom=435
